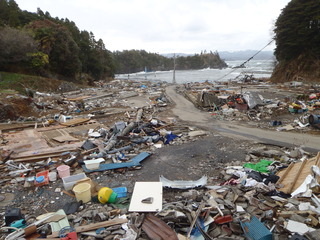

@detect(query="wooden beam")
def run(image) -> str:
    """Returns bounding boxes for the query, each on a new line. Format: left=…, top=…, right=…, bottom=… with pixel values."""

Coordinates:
left=47, top=218, right=127, bottom=238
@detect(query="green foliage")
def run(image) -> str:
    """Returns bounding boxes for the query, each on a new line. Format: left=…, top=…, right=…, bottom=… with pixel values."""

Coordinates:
left=26, top=19, right=81, bottom=78
left=272, top=0, right=320, bottom=82
left=0, top=0, right=116, bottom=83
left=27, top=52, right=49, bottom=71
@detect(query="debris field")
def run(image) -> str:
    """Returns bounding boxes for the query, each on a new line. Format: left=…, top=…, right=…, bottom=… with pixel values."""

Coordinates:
left=1, top=78, right=320, bottom=240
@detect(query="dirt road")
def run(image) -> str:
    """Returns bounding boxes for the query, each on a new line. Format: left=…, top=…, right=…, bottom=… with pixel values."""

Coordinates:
left=166, top=85, right=320, bottom=153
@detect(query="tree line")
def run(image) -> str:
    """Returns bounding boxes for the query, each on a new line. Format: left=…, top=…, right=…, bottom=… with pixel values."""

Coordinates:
left=113, top=50, right=227, bottom=74
left=0, top=0, right=227, bottom=84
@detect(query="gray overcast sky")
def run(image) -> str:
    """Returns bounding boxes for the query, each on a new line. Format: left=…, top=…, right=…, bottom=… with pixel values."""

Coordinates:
left=15, top=0, right=291, bottom=53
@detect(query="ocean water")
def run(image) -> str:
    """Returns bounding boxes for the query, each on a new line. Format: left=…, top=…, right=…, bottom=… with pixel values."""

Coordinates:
left=115, top=59, right=275, bottom=84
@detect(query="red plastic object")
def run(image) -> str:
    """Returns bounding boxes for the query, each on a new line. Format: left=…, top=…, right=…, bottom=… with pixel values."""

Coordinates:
left=214, top=215, right=233, bottom=224
left=60, top=232, right=77, bottom=240
left=34, top=170, right=49, bottom=187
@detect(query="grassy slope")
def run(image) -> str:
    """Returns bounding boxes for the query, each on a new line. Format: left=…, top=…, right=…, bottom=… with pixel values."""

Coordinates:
left=0, top=72, right=82, bottom=94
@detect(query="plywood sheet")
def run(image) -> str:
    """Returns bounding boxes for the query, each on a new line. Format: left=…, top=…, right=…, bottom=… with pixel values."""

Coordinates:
left=129, top=182, right=162, bottom=212
left=2, top=129, right=48, bottom=155
left=41, top=122, right=100, bottom=147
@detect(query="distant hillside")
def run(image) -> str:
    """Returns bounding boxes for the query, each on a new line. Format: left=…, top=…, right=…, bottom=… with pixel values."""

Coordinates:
left=115, top=50, right=227, bottom=73
left=219, top=50, right=275, bottom=61
left=161, top=53, right=193, bottom=58
left=161, top=51, right=275, bottom=61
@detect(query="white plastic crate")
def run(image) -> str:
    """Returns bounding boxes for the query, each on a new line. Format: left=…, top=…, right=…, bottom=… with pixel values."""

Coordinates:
left=62, top=173, right=87, bottom=191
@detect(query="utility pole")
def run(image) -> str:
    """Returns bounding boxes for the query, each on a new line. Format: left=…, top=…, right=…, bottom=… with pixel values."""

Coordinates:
left=145, top=66, right=147, bottom=80
left=173, top=53, right=176, bottom=84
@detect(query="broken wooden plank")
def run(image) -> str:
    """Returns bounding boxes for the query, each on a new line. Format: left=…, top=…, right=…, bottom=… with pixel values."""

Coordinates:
left=0, top=123, right=36, bottom=132
left=60, top=118, right=90, bottom=127
left=12, top=149, right=78, bottom=163
left=52, top=135, right=80, bottom=143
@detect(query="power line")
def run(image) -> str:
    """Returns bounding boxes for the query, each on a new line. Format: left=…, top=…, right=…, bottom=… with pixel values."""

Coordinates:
left=215, top=39, right=274, bottom=82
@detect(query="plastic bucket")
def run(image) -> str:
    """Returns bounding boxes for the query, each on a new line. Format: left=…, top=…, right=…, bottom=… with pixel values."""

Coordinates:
left=48, top=171, right=57, bottom=182
left=57, top=165, right=70, bottom=178
left=98, top=187, right=113, bottom=204
left=73, top=183, right=91, bottom=203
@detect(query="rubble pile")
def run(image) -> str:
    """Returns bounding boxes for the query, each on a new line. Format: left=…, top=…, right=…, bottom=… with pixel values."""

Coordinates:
left=2, top=139, right=320, bottom=239
left=1, top=79, right=320, bottom=239
left=180, top=81, right=320, bottom=132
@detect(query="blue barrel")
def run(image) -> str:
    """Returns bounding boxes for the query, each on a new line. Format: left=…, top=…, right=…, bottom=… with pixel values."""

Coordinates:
left=308, top=114, right=320, bottom=125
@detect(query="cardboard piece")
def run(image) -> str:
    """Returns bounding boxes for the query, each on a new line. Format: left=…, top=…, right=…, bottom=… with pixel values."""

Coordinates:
left=276, top=152, right=320, bottom=194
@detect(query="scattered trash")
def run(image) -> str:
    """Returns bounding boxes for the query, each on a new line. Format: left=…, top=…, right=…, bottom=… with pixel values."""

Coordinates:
left=1, top=79, right=320, bottom=239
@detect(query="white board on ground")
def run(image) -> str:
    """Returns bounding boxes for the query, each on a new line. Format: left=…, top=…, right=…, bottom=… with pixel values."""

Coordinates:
left=129, top=182, right=162, bottom=212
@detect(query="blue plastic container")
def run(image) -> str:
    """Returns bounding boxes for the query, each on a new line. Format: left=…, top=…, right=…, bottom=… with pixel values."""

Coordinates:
left=112, top=187, right=127, bottom=198
left=36, top=176, right=45, bottom=183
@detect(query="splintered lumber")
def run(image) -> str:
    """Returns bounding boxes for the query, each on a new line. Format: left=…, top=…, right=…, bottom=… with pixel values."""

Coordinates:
left=276, top=152, right=320, bottom=194
left=48, top=217, right=127, bottom=238
left=12, top=149, right=77, bottom=163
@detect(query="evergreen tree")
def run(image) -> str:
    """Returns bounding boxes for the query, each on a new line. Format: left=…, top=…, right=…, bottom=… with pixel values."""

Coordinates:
left=274, top=0, right=320, bottom=61
left=272, top=0, right=320, bottom=82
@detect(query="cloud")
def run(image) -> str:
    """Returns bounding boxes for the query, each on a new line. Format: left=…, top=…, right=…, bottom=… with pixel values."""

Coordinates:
left=15, top=0, right=291, bottom=53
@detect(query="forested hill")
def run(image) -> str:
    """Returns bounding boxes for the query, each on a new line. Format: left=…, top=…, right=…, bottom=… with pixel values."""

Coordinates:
left=0, top=0, right=115, bottom=84
left=271, top=0, right=320, bottom=83
left=0, top=0, right=227, bottom=83
left=113, top=50, right=227, bottom=74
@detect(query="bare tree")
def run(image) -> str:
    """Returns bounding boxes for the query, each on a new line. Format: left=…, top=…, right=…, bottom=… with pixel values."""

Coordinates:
left=0, top=26, right=36, bottom=64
